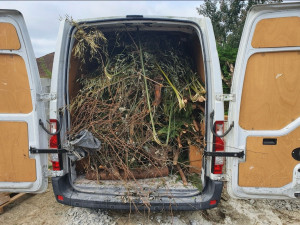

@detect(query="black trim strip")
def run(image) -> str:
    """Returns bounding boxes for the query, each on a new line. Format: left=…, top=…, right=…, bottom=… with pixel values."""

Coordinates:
left=30, top=147, right=68, bottom=154
left=205, top=151, right=244, bottom=158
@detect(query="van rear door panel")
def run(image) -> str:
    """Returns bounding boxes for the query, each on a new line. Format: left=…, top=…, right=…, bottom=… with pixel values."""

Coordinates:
left=227, top=3, right=300, bottom=199
left=0, top=10, right=48, bottom=193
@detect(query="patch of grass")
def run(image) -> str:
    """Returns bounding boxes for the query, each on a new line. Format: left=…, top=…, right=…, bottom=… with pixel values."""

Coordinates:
left=39, top=57, right=52, bottom=78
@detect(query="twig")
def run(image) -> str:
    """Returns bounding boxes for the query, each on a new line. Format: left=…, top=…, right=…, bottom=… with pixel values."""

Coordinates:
left=176, top=164, right=188, bottom=186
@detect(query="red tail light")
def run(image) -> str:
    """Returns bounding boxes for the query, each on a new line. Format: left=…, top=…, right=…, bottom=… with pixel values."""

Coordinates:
left=50, top=135, right=58, bottom=149
left=210, top=200, right=217, bottom=205
left=213, top=121, right=225, bottom=174
left=57, top=195, right=64, bottom=201
left=51, top=161, right=61, bottom=171
left=49, top=119, right=61, bottom=171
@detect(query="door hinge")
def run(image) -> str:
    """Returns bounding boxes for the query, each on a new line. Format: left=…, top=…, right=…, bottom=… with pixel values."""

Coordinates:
left=45, top=170, right=64, bottom=177
left=215, top=94, right=236, bottom=102
left=43, top=167, right=63, bottom=177
left=37, top=93, right=57, bottom=101
left=204, top=151, right=244, bottom=158
left=210, top=173, right=228, bottom=181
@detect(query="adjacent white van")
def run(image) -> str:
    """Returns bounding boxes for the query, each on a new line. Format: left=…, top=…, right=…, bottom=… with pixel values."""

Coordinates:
left=0, top=3, right=299, bottom=210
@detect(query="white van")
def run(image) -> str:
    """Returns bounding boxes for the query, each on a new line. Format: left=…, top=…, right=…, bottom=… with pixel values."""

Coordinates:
left=0, top=3, right=299, bottom=211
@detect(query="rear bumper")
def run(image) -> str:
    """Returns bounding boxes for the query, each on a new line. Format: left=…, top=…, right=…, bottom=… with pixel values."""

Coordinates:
left=52, top=174, right=223, bottom=211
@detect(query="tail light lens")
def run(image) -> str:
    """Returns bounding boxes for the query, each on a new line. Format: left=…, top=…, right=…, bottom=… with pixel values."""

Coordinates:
left=49, top=119, right=61, bottom=171
left=57, top=195, right=64, bottom=201
left=213, top=121, right=225, bottom=174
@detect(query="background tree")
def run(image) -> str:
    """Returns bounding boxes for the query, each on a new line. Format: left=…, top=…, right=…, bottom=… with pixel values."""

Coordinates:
left=197, top=0, right=282, bottom=95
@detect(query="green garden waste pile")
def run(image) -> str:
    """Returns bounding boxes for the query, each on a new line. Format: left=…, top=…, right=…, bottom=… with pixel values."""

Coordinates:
left=68, top=23, right=206, bottom=189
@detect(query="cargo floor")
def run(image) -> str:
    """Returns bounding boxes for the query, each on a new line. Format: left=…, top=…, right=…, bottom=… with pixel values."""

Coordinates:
left=72, top=174, right=201, bottom=197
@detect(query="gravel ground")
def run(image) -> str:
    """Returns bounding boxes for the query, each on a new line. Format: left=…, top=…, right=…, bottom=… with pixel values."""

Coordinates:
left=65, top=208, right=116, bottom=225
left=63, top=191, right=300, bottom=225
left=1, top=181, right=300, bottom=225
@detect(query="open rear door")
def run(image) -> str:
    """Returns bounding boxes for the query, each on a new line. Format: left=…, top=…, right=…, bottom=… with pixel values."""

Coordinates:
left=227, top=3, right=300, bottom=199
left=0, top=10, right=48, bottom=193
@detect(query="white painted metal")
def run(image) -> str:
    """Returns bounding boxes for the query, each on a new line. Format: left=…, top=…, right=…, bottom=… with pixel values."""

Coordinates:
left=50, top=20, right=72, bottom=121
left=0, top=10, right=48, bottom=193
left=227, top=3, right=300, bottom=199
left=37, top=93, right=57, bottom=101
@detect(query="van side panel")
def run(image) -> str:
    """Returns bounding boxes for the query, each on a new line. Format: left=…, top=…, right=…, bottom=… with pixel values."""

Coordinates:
left=192, top=35, right=205, bottom=85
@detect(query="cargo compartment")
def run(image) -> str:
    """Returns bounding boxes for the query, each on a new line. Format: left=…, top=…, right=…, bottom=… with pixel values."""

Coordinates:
left=66, top=20, right=207, bottom=202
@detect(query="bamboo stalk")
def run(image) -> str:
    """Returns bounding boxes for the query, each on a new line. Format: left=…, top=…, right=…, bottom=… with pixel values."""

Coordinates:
left=138, top=38, right=171, bottom=146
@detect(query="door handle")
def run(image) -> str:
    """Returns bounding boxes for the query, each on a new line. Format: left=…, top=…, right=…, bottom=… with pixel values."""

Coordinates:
left=263, top=138, right=277, bottom=145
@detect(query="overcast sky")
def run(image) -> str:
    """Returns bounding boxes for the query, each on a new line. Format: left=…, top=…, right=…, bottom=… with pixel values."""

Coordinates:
left=3, top=1, right=203, bottom=57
